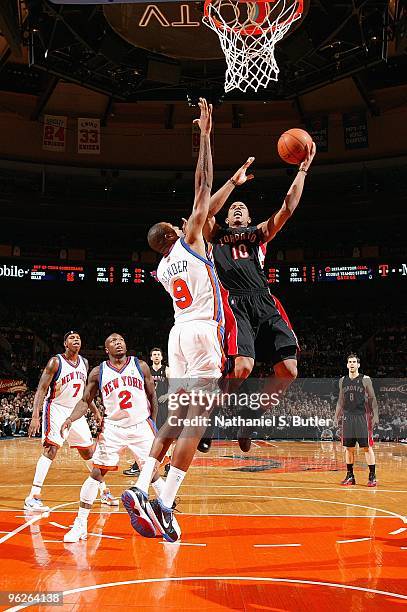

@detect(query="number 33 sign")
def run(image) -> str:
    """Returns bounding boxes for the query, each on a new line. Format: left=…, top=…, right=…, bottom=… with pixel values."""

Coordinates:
left=78, top=117, right=101, bottom=154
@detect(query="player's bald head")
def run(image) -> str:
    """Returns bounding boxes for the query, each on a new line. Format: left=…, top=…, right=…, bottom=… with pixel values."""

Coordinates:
left=148, top=222, right=178, bottom=254
left=105, top=333, right=124, bottom=348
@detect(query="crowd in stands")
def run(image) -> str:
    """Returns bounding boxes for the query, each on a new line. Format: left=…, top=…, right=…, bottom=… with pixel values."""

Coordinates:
left=1, top=386, right=406, bottom=442
left=0, top=283, right=406, bottom=442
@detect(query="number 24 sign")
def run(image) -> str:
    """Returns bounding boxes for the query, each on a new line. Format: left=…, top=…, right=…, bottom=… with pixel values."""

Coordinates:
left=42, top=115, right=67, bottom=152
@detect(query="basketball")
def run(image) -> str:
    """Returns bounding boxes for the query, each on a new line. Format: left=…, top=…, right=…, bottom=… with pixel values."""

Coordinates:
left=277, top=128, right=313, bottom=165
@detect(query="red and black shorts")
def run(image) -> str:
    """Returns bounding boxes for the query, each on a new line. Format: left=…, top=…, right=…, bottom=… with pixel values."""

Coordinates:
left=224, top=289, right=298, bottom=365
left=342, top=412, right=373, bottom=448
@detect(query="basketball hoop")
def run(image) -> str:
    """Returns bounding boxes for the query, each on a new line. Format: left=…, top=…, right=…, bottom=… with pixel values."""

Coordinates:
left=203, top=0, right=303, bottom=93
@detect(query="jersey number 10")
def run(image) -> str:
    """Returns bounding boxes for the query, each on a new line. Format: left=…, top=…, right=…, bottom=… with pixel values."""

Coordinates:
left=231, top=244, right=249, bottom=260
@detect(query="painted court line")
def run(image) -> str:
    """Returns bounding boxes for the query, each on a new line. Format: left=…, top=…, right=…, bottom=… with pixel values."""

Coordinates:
left=50, top=521, right=124, bottom=540
left=337, top=538, right=372, bottom=544
left=254, top=543, right=301, bottom=548
left=2, top=484, right=407, bottom=493
left=0, top=500, right=80, bottom=545
left=182, top=494, right=407, bottom=525
left=87, top=533, right=124, bottom=540
left=0, top=513, right=45, bottom=545
left=183, top=513, right=394, bottom=518
left=160, top=541, right=207, bottom=547
left=6, top=575, right=407, bottom=611
left=0, top=509, right=397, bottom=518
left=43, top=539, right=63, bottom=543
left=390, top=527, right=407, bottom=535
left=49, top=521, right=69, bottom=530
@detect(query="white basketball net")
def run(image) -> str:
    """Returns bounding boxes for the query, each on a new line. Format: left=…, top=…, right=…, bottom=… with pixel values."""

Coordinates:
left=203, top=0, right=302, bottom=93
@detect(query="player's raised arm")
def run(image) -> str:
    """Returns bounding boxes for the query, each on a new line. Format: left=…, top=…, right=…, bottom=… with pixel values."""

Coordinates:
left=257, top=142, right=316, bottom=244
left=184, top=98, right=213, bottom=247
left=28, top=356, right=60, bottom=437
left=364, top=376, right=379, bottom=426
left=139, top=360, right=158, bottom=422
left=60, top=366, right=100, bottom=436
left=334, top=377, right=344, bottom=427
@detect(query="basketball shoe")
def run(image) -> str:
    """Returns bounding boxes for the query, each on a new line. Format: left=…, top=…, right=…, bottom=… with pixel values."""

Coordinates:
left=368, top=476, right=377, bottom=487
left=64, top=517, right=87, bottom=543
left=24, top=496, right=50, bottom=512
left=100, top=489, right=119, bottom=506
left=123, top=462, right=140, bottom=476
left=237, top=426, right=252, bottom=452
left=197, top=437, right=212, bottom=453
left=341, top=473, right=356, bottom=486
left=147, top=498, right=181, bottom=543
left=121, top=487, right=156, bottom=537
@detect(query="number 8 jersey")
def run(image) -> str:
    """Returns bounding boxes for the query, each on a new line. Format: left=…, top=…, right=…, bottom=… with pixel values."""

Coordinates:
left=99, top=357, right=150, bottom=426
left=157, top=237, right=224, bottom=326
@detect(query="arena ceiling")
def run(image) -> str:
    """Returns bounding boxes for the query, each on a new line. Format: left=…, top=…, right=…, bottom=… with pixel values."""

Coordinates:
left=0, top=0, right=406, bottom=104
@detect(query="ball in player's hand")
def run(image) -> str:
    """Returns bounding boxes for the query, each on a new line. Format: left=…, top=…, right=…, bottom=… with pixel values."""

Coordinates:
left=278, top=128, right=313, bottom=165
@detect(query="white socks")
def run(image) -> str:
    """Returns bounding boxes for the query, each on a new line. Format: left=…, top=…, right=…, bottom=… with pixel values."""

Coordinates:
left=83, top=458, right=108, bottom=492
left=30, top=455, right=53, bottom=497
left=78, top=506, right=90, bottom=522
left=151, top=477, right=165, bottom=498
left=136, top=457, right=159, bottom=495
left=99, top=481, right=108, bottom=493
left=80, top=476, right=100, bottom=508
left=160, top=466, right=186, bottom=509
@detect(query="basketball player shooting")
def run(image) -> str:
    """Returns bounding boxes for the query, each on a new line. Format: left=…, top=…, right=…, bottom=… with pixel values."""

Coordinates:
left=121, top=98, right=221, bottom=543
left=334, top=353, right=379, bottom=487
left=199, top=140, right=316, bottom=451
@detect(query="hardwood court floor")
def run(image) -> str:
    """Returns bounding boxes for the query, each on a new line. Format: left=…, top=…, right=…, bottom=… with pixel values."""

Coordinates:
left=0, top=439, right=406, bottom=611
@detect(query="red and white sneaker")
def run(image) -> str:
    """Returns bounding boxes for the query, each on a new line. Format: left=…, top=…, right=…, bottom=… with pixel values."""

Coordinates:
left=367, top=477, right=377, bottom=487
left=341, top=474, right=356, bottom=486
left=100, top=489, right=119, bottom=507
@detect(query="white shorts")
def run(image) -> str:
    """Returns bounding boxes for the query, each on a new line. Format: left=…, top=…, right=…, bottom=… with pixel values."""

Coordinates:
left=42, top=401, right=93, bottom=449
left=92, top=418, right=156, bottom=471
left=168, top=321, right=223, bottom=385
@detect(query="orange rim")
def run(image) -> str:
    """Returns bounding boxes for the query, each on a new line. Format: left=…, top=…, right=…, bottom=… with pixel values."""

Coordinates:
left=204, top=0, right=303, bottom=37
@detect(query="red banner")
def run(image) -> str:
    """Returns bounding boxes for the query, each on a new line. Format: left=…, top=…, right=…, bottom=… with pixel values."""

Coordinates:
left=42, top=115, right=67, bottom=152
left=0, top=379, right=27, bottom=393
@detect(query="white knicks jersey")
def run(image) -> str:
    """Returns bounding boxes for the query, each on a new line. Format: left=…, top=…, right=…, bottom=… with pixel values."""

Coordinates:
left=99, top=356, right=150, bottom=427
left=157, top=237, right=224, bottom=326
left=44, top=354, right=88, bottom=411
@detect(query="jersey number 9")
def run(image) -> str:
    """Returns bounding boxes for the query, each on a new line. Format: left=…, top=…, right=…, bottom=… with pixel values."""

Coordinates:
left=173, top=279, right=193, bottom=309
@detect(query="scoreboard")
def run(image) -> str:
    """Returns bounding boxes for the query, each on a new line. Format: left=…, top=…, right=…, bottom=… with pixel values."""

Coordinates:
left=95, top=265, right=146, bottom=285
left=0, top=263, right=85, bottom=283
left=0, top=261, right=406, bottom=286
left=267, top=263, right=403, bottom=284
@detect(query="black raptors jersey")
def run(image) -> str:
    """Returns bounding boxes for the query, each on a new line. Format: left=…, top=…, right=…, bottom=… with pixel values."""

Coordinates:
left=342, top=375, right=367, bottom=414
left=150, top=365, right=168, bottom=398
left=211, top=226, right=268, bottom=293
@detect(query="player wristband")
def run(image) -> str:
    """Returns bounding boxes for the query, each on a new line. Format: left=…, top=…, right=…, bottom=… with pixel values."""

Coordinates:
left=298, top=168, right=308, bottom=175
left=229, top=178, right=238, bottom=187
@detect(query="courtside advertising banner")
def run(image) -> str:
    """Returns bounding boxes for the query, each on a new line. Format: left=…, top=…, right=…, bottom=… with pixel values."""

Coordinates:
left=42, top=115, right=67, bottom=152
left=78, top=118, right=101, bottom=154
left=0, top=379, right=27, bottom=393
